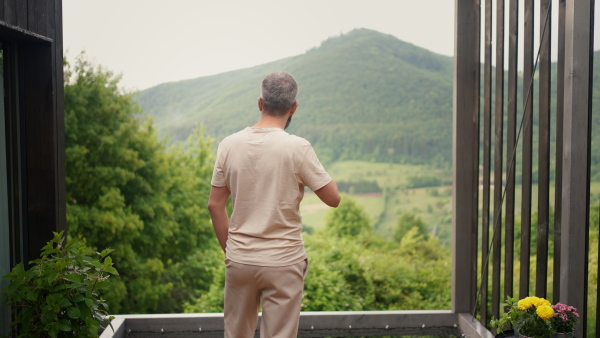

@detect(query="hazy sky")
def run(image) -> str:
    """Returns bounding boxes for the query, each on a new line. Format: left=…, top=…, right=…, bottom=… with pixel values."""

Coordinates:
left=63, top=0, right=455, bottom=90
left=63, top=1, right=599, bottom=91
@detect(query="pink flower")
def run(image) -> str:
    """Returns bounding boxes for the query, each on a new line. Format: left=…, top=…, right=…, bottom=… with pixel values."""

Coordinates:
left=551, top=303, right=579, bottom=322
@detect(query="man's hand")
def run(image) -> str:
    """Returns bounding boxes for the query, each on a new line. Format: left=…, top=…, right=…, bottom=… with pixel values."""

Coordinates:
left=208, top=185, right=231, bottom=253
left=314, top=180, right=341, bottom=207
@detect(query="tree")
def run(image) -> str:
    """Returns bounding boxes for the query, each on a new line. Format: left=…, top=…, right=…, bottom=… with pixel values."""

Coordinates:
left=64, top=54, right=219, bottom=314
left=324, top=195, right=371, bottom=238
left=393, top=212, right=429, bottom=242
left=398, top=227, right=444, bottom=261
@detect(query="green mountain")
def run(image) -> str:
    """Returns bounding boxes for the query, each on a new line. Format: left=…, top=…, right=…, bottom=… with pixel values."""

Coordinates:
left=136, top=29, right=600, bottom=178
left=136, top=28, right=454, bottom=165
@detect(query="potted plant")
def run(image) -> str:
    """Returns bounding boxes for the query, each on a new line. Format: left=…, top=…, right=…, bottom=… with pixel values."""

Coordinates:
left=492, top=296, right=582, bottom=338
left=550, top=303, right=579, bottom=337
left=2, top=231, right=118, bottom=337
left=491, top=296, right=555, bottom=338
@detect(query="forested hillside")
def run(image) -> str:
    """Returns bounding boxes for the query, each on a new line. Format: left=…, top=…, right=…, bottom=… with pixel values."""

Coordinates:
left=137, top=28, right=454, bottom=165
left=138, top=29, right=600, bottom=178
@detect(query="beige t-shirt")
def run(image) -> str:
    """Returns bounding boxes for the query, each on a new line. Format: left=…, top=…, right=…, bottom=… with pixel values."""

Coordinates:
left=211, top=127, right=332, bottom=266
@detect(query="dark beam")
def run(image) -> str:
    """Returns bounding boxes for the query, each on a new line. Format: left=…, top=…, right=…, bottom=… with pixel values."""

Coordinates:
left=553, top=0, right=566, bottom=305
left=481, top=0, right=492, bottom=324
left=492, top=0, right=504, bottom=321
left=22, top=42, right=58, bottom=262
left=452, top=0, right=480, bottom=314
left=536, top=0, right=551, bottom=299
left=52, top=0, right=66, bottom=231
left=504, top=0, right=519, bottom=302
left=560, top=1, right=594, bottom=337
left=519, top=0, right=534, bottom=300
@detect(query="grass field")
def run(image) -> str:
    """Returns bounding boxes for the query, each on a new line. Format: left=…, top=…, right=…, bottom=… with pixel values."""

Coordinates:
left=300, top=160, right=600, bottom=242
left=300, top=160, right=452, bottom=238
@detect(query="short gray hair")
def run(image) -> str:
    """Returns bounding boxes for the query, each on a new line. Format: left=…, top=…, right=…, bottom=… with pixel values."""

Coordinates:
left=261, top=71, right=298, bottom=116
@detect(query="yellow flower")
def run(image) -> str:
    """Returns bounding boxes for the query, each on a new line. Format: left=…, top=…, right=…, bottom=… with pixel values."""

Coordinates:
left=536, top=305, right=555, bottom=320
left=518, top=297, right=533, bottom=310
left=531, top=297, right=551, bottom=308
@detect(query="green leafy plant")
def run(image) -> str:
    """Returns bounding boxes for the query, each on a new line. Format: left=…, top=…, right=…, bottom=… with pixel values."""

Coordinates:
left=491, top=296, right=555, bottom=338
left=490, top=296, right=521, bottom=333
left=2, top=231, right=118, bottom=337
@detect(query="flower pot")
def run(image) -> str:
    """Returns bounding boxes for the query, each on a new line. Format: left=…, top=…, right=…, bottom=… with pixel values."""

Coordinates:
left=554, top=333, right=574, bottom=338
left=514, top=334, right=532, bottom=338
left=494, top=329, right=515, bottom=337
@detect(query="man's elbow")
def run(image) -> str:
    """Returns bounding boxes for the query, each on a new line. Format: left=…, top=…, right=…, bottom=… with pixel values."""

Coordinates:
left=328, top=194, right=341, bottom=208
left=207, top=201, right=219, bottom=213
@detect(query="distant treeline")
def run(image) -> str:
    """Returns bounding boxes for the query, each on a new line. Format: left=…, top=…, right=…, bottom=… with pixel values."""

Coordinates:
left=405, top=175, right=452, bottom=189
left=332, top=175, right=450, bottom=195
left=336, top=179, right=382, bottom=194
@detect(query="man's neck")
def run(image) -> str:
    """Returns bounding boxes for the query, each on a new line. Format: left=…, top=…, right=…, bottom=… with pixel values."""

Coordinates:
left=252, top=113, right=288, bottom=130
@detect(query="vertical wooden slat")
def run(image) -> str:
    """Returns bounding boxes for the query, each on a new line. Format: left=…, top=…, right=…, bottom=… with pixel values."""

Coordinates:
left=480, top=0, right=493, bottom=324
left=536, top=0, right=551, bottom=299
left=505, top=0, right=519, bottom=302
left=453, top=0, right=480, bottom=315
left=492, top=0, right=504, bottom=321
left=53, top=0, right=66, bottom=231
left=28, top=0, right=49, bottom=36
left=15, top=0, right=26, bottom=30
left=560, top=1, right=594, bottom=337
left=553, top=0, right=566, bottom=304
left=519, top=0, right=534, bottom=300
left=4, top=0, right=17, bottom=26
left=471, top=0, right=482, bottom=315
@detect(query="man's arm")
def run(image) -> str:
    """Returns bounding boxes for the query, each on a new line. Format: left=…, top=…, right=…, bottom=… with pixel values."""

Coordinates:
left=207, top=185, right=231, bottom=253
left=314, top=180, right=341, bottom=207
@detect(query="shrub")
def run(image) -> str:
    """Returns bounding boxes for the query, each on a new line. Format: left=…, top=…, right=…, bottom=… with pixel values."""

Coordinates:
left=2, top=231, right=118, bottom=337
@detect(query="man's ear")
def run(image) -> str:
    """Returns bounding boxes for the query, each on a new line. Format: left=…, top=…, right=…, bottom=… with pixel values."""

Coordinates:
left=289, top=101, right=299, bottom=115
left=258, top=97, right=263, bottom=111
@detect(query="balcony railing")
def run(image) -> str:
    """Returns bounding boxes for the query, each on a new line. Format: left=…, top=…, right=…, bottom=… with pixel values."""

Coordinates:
left=99, top=311, right=488, bottom=338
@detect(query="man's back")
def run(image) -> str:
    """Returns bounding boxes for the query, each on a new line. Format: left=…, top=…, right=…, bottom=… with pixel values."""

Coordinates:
left=212, top=127, right=331, bottom=266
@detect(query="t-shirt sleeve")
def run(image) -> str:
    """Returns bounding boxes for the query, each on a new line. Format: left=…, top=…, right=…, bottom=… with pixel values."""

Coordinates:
left=211, top=143, right=227, bottom=187
left=298, top=144, right=332, bottom=191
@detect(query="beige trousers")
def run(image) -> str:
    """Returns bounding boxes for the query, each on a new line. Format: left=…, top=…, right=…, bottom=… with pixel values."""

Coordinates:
left=224, top=259, right=308, bottom=338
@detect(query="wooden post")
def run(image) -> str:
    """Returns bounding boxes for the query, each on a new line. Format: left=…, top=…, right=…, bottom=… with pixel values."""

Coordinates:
left=481, top=0, right=492, bottom=323
left=536, top=0, right=551, bottom=299
left=453, top=0, right=480, bottom=314
left=519, top=0, right=534, bottom=300
left=553, top=0, right=566, bottom=304
left=492, top=0, right=505, bottom=321
left=560, top=1, right=594, bottom=337
left=504, top=0, right=519, bottom=303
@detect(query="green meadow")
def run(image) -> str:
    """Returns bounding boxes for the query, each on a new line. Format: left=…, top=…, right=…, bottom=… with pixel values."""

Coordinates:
left=301, top=160, right=453, bottom=239
left=301, top=160, right=600, bottom=244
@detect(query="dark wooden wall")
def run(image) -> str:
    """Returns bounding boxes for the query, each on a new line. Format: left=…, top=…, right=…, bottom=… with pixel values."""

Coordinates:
left=0, top=0, right=65, bottom=265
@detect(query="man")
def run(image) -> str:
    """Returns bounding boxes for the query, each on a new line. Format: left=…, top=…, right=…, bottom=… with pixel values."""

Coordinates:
left=208, top=70, right=340, bottom=338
